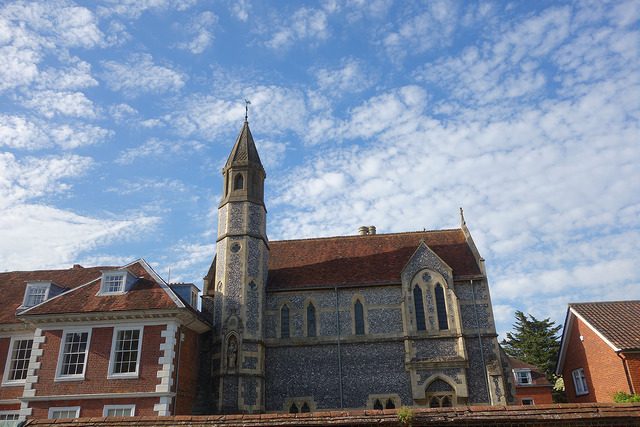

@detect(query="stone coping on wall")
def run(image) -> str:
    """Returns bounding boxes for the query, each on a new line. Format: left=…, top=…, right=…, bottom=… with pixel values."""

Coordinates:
left=23, top=403, right=640, bottom=427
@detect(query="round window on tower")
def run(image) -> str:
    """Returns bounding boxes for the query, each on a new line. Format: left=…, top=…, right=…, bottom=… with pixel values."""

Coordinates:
left=230, top=243, right=241, bottom=253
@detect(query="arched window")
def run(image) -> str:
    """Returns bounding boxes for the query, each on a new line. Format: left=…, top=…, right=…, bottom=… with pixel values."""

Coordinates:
left=301, top=402, right=310, bottom=413
left=354, top=300, right=364, bottom=335
left=289, top=402, right=298, bottom=413
left=435, top=284, right=448, bottom=330
left=373, top=399, right=383, bottom=410
left=307, top=303, right=316, bottom=337
left=281, top=305, right=290, bottom=338
left=426, top=378, right=455, bottom=408
left=385, top=399, right=395, bottom=409
left=414, top=285, right=426, bottom=331
left=234, top=173, right=244, bottom=190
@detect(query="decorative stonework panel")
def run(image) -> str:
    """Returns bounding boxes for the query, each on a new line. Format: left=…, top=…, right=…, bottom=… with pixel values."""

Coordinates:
left=247, top=238, right=260, bottom=277
left=242, top=356, right=258, bottom=370
left=249, top=204, right=263, bottom=235
left=412, top=338, right=457, bottom=360
left=229, top=203, right=245, bottom=233
left=246, top=286, right=259, bottom=335
left=222, top=376, right=239, bottom=408
left=368, top=308, right=403, bottom=334
left=402, top=245, right=449, bottom=284
left=464, top=337, right=496, bottom=404
left=265, top=313, right=277, bottom=338
left=292, top=312, right=304, bottom=337
left=461, top=304, right=492, bottom=330
left=418, top=369, right=463, bottom=385
left=454, top=282, right=488, bottom=301
left=243, top=342, right=258, bottom=352
left=425, top=378, right=455, bottom=392
left=242, top=377, right=258, bottom=406
left=218, top=204, right=228, bottom=236
left=265, top=342, right=411, bottom=411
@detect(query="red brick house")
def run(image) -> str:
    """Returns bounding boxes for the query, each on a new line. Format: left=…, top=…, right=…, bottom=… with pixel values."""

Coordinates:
left=509, top=357, right=553, bottom=405
left=556, top=301, right=640, bottom=403
left=0, top=259, right=210, bottom=423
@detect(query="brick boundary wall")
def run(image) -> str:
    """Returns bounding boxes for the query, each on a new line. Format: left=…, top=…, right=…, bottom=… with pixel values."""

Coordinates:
left=23, top=403, right=640, bottom=427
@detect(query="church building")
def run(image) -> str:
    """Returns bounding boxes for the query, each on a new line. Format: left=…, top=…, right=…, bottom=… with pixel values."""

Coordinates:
left=201, top=119, right=517, bottom=414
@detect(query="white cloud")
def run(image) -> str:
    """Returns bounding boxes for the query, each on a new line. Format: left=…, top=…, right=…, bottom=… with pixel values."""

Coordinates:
left=0, top=115, right=110, bottom=150
left=0, top=152, right=93, bottom=209
left=97, top=0, right=197, bottom=19
left=255, top=139, right=288, bottom=169
left=313, top=57, right=375, bottom=95
left=36, top=60, right=98, bottom=90
left=21, top=90, right=98, bottom=119
left=116, top=138, right=204, bottom=165
left=106, top=177, right=187, bottom=195
left=175, top=11, right=217, bottom=54
left=381, top=0, right=459, bottom=63
left=102, top=53, right=186, bottom=97
left=265, top=7, right=329, bottom=50
left=0, top=203, right=160, bottom=271
left=229, top=0, right=250, bottom=21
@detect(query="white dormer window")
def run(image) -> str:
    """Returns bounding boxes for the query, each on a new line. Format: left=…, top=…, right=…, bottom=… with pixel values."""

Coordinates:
left=22, top=281, right=65, bottom=307
left=99, top=269, right=136, bottom=295
left=514, top=369, right=532, bottom=385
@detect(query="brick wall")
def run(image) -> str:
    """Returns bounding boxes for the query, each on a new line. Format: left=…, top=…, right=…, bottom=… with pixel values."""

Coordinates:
left=29, top=397, right=159, bottom=419
left=174, top=327, right=200, bottom=415
left=21, top=403, right=640, bottom=427
left=0, top=336, right=24, bottom=403
left=623, top=353, right=639, bottom=395
left=515, top=385, right=553, bottom=405
left=562, top=316, right=630, bottom=402
left=33, top=325, right=165, bottom=396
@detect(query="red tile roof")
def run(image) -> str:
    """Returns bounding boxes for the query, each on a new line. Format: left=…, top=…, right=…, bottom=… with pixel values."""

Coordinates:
left=0, top=265, right=109, bottom=324
left=509, top=357, right=552, bottom=386
left=570, top=301, right=640, bottom=351
left=266, top=229, right=482, bottom=290
left=19, top=261, right=181, bottom=318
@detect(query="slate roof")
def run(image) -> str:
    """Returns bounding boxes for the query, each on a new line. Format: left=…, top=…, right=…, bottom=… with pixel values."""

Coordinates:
left=266, top=229, right=483, bottom=291
left=0, top=265, right=108, bottom=324
left=569, top=300, right=640, bottom=351
left=509, top=357, right=552, bottom=387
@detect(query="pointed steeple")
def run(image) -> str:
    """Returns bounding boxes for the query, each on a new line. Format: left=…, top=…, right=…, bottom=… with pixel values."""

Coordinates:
left=224, top=120, right=264, bottom=172
left=219, top=120, right=266, bottom=209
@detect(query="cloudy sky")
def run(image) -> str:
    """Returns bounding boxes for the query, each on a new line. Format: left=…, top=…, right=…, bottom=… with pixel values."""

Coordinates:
left=1, top=0, right=638, bottom=336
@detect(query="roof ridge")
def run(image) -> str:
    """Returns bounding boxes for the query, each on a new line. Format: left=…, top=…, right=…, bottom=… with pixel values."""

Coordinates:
left=270, top=228, right=462, bottom=244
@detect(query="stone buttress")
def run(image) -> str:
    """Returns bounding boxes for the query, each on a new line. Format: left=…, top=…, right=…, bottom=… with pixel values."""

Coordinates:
left=210, top=120, right=268, bottom=413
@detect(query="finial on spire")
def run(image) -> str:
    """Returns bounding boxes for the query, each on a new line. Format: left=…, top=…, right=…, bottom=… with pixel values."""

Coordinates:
left=244, top=99, right=251, bottom=121
left=460, top=207, right=466, bottom=227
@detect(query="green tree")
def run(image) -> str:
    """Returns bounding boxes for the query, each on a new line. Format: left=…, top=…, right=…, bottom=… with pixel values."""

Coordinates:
left=501, top=311, right=562, bottom=383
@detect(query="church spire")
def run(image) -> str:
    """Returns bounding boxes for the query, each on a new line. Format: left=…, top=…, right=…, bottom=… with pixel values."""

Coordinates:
left=219, top=118, right=266, bottom=209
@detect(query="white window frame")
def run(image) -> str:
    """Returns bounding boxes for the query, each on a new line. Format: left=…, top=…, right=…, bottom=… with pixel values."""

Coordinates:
left=22, top=283, right=50, bottom=307
left=108, top=326, right=143, bottom=379
left=572, top=368, right=589, bottom=396
left=514, top=369, right=532, bottom=385
left=521, top=398, right=534, bottom=405
left=103, top=404, right=135, bottom=417
left=55, top=329, right=92, bottom=381
left=98, top=268, right=136, bottom=295
left=2, top=335, right=34, bottom=386
left=48, top=406, right=80, bottom=419
left=0, top=410, right=21, bottom=420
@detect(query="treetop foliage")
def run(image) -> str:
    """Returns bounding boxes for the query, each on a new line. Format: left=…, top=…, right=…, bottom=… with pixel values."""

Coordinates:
left=501, top=310, right=562, bottom=382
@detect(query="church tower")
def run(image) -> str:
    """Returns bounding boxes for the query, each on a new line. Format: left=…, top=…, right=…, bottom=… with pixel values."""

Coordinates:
left=209, top=116, right=268, bottom=413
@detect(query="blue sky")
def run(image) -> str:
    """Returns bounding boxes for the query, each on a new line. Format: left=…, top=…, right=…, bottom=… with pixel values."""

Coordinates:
left=1, top=0, right=638, bottom=337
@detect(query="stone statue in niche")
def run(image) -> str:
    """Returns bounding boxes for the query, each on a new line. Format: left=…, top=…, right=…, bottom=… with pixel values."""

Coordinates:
left=227, top=337, right=238, bottom=368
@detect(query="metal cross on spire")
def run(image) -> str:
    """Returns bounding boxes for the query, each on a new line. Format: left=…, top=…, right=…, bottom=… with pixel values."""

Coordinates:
left=244, top=99, right=251, bottom=121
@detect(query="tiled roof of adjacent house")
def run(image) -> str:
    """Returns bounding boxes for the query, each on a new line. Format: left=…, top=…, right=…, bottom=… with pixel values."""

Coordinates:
left=266, top=229, right=483, bottom=291
left=509, top=357, right=552, bottom=386
left=569, top=300, right=640, bottom=351
left=0, top=265, right=109, bottom=324
left=0, top=260, right=198, bottom=325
